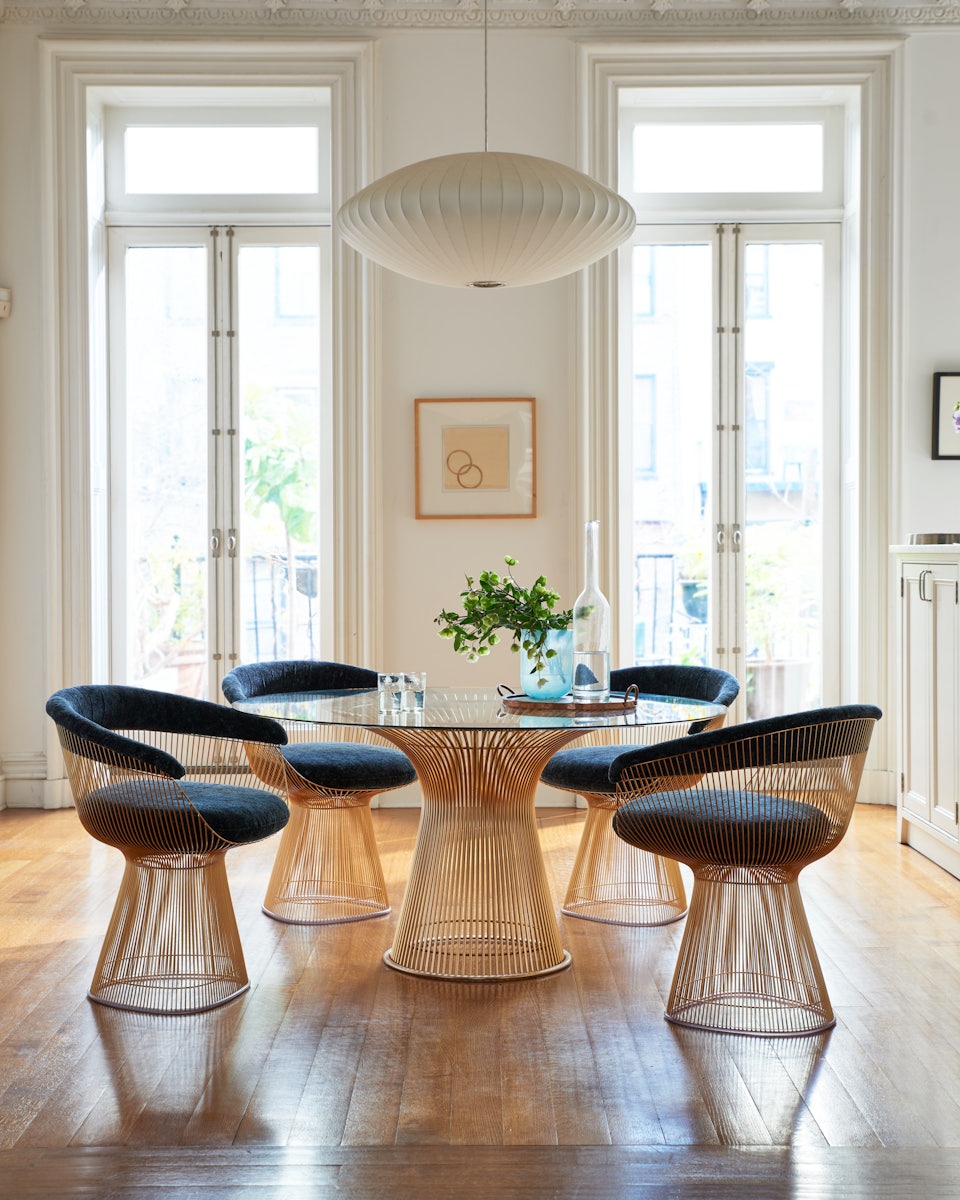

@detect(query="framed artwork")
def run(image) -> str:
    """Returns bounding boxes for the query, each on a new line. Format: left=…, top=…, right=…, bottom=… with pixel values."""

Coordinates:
left=414, top=397, right=536, bottom=518
left=933, top=372, right=960, bottom=460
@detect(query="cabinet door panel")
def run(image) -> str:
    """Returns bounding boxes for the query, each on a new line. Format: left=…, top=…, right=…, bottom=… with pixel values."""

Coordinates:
left=901, top=564, right=933, bottom=822
left=931, top=569, right=960, bottom=836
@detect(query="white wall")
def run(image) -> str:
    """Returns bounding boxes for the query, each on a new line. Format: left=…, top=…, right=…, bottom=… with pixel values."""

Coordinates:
left=901, top=33, right=960, bottom=538
left=377, top=31, right=578, bottom=691
left=1, top=18, right=959, bottom=803
left=0, top=25, right=50, bottom=804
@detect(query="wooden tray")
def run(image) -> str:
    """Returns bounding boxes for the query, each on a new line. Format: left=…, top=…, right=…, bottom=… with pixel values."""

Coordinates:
left=498, top=686, right=639, bottom=716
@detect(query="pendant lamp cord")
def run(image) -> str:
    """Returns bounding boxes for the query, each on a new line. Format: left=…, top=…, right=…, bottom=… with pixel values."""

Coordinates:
left=483, top=0, right=489, bottom=153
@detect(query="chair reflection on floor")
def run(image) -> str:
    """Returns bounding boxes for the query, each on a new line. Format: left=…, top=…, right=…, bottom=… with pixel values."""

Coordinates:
left=669, top=1024, right=831, bottom=1143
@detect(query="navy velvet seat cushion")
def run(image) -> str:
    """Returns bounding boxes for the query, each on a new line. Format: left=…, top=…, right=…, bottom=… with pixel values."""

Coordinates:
left=88, top=781, right=290, bottom=846
left=613, top=788, right=832, bottom=865
left=541, top=745, right=623, bottom=794
left=282, top=742, right=417, bottom=791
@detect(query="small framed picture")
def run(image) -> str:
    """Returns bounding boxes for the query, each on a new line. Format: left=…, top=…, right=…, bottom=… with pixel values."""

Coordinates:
left=414, top=397, right=536, bottom=519
left=932, top=372, right=960, bottom=459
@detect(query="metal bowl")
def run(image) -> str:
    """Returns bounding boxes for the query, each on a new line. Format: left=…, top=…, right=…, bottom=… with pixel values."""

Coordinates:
left=908, top=533, right=960, bottom=545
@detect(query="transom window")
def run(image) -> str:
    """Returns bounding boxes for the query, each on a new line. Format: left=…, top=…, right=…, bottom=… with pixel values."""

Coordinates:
left=124, top=126, right=320, bottom=195
left=632, top=123, right=823, bottom=194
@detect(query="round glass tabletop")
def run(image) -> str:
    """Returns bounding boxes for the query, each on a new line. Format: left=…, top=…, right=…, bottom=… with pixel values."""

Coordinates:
left=234, top=685, right=726, bottom=732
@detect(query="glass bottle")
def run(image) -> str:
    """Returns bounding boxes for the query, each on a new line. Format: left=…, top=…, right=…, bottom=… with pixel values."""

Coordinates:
left=572, top=519, right=611, bottom=701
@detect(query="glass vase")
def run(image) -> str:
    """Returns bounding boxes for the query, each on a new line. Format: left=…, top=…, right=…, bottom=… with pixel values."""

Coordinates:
left=572, top=519, right=611, bottom=700
left=520, top=629, right=574, bottom=700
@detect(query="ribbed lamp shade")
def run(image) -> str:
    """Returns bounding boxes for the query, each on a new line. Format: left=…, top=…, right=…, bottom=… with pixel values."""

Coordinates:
left=336, top=150, right=636, bottom=288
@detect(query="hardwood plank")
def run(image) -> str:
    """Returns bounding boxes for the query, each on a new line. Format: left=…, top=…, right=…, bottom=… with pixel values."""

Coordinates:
left=533, top=968, right=613, bottom=1146
left=232, top=929, right=353, bottom=1146
left=394, top=980, right=455, bottom=1145
left=448, top=984, right=505, bottom=1145
left=339, top=963, right=415, bottom=1146
left=566, top=921, right=666, bottom=1145
left=773, top=1041, right=880, bottom=1148
left=2, top=1145, right=960, bottom=1199
left=499, top=981, right=560, bottom=1146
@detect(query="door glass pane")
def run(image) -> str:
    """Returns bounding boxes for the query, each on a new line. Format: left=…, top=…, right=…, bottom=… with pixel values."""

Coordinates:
left=123, top=245, right=209, bottom=698
left=238, top=245, right=322, bottom=663
left=743, top=241, right=823, bottom=719
left=628, top=242, right=713, bottom=666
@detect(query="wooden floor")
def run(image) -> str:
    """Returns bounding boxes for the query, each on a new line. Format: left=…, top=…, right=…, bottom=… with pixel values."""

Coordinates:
left=0, top=803, right=959, bottom=1197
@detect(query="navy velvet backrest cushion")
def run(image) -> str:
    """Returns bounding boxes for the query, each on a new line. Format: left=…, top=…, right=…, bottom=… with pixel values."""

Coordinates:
left=46, top=684, right=287, bottom=778
left=222, top=660, right=378, bottom=703
left=609, top=704, right=883, bottom=785
left=609, top=664, right=740, bottom=709
left=541, top=745, right=622, bottom=794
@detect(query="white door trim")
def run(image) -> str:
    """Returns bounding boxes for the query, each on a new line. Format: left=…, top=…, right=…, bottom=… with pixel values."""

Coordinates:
left=40, top=37, right=380, bottom=792
left=578, top=37, right=903, bottom=789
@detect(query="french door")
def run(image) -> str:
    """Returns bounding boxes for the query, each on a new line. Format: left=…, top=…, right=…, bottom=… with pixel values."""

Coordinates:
left=621, top=222, right=841, bottom=719
left=107, top=225, right=331, bottom=700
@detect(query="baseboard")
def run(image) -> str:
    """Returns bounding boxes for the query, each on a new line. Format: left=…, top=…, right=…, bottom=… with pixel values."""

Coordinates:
left=856, top=767, right=896, bottom=806
left=899, top=817, right=960, bottom=881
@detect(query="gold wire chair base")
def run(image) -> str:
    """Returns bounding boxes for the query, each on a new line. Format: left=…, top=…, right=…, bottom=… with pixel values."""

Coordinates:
left=562, top=800, right=687, bottom=926
left=261, top=798, right=391, bottom=925
left=88, top=980, right=251, bottom=1015
left=665, top=998, right=836, bottom=1038
left=665, top=875, right=835, bottom=1037
left=89, top=855, right=250, bottom=1015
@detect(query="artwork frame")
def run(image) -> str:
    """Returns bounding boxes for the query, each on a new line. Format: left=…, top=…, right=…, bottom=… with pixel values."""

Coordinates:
left=932, top=372, right=960, bottom=460
left=414, top=397, right=537, bottom=519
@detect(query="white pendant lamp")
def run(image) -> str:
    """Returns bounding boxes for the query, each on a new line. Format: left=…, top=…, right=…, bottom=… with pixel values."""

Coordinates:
left=335, top=5, right=635, bottom=288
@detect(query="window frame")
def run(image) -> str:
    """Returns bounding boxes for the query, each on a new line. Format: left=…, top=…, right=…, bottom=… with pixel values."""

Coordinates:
left=103, top=97, right=333, bottom=220
left=618, top=99, right=847, bottom=218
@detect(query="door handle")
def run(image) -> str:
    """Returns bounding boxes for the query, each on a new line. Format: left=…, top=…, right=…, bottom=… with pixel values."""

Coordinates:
left=919, top=569, right=933, bottom=602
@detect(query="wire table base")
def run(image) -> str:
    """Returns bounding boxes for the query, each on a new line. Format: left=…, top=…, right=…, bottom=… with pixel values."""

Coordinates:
left=376, top=727, right=583, bottom=981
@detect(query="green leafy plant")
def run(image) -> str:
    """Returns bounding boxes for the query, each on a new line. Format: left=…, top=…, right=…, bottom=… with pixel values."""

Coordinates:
left=435, top=556, right=572, bottom=682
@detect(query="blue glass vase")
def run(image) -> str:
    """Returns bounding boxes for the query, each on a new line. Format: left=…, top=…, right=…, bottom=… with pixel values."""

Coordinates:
left=520, top=629, right=574, bottom=700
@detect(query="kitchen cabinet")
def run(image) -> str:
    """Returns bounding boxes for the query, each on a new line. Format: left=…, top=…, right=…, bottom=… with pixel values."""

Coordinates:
left=894, top=546, right=960, bottom=879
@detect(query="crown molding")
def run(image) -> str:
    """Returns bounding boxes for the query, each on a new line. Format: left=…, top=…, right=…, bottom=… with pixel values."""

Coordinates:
left=3, top=1, right=960, bottom=34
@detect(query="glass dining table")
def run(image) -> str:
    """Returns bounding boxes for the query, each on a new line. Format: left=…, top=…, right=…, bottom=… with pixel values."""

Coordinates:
left=234, top=685, right=726, bottom=982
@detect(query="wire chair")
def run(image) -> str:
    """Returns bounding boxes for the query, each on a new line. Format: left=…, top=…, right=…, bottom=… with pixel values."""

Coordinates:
left=222, top=660, right=417, bottom=925
left=542, top=665, right=739, bottom=926
left=611, top=704, right=882, bottom=1036
left=46, top=685, right=291, bottom=1015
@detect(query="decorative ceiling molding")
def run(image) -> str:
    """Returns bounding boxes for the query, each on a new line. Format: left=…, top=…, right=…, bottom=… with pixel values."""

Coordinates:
left=3, top=0, right=960, bottom=33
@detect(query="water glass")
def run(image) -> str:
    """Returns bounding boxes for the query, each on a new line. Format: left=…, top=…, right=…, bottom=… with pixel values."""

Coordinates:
left=377, top=672, right=403, bottom=713
left=399, top=671, right=426, bottom=712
